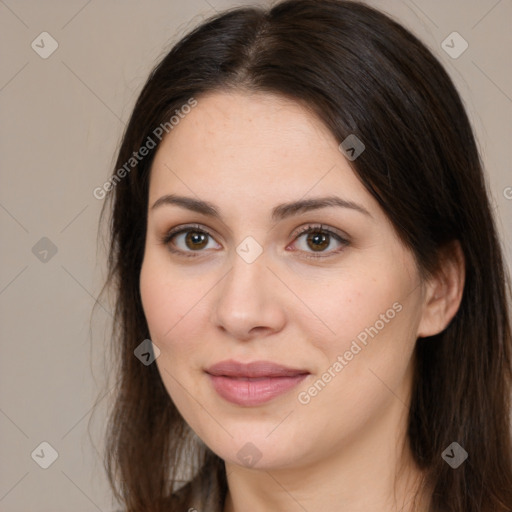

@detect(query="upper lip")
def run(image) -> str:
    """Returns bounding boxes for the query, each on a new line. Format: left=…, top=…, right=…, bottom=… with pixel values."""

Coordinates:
left=205, top=359, right=310, bottom=378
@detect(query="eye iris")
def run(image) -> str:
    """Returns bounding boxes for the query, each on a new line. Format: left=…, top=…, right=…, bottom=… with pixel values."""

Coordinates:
left=185, top=231, right=208, bottom=250
left=307, top=232, right=329, bottom=251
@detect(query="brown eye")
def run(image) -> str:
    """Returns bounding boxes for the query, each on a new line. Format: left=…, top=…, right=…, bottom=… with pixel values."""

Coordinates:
left=305, top=232, right=330, bottom=252
left=161, top=224, right=221, bottom=257
left=184, top=231, right=209, bottom=250
left=291, top=224, right=349, bottom=259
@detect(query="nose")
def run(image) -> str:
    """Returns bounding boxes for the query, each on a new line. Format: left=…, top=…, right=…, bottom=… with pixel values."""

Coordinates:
left=210, top=249, right=287, bottom=341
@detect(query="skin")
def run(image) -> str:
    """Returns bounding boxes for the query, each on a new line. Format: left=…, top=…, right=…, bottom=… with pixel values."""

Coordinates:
left=139, top=91, right=465, bottom=512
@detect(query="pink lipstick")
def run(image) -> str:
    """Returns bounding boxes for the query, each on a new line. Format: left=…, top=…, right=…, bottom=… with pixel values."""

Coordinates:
left=205, top=359, right=309, bottom=406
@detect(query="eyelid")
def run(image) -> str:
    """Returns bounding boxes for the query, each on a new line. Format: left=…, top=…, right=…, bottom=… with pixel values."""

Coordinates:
left=289, top=223, right=349, bottom=243
left=160, top=223, right=216, bottom=244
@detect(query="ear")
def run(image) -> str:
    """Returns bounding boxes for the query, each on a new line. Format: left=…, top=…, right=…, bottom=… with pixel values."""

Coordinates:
left=417, top=240, right=466, bottom=338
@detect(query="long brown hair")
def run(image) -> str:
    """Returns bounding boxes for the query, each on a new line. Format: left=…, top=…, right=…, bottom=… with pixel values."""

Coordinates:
left=98, top=1, right=512, bottom=510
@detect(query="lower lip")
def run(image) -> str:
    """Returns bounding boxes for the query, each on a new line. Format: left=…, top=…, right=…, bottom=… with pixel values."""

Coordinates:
left=207, top=373, right=309, bottom=406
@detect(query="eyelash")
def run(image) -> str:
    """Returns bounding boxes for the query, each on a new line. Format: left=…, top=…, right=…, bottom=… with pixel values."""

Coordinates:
left=159, top=223, right=349, bottom=260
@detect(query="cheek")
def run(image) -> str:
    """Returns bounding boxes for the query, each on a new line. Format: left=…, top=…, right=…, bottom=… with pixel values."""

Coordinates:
left=139, top=259, right=170, bottom=339
left=140, top=252, right=189, bottom=336
left=309, top=291, right=420, bottom=417
left=140, top=259, right=204, bottom=415
left=298, top=262, right=420, bottom=400
left=302, top=268, right=410, bottom=352
left=139, top=255, right=210, bottom=366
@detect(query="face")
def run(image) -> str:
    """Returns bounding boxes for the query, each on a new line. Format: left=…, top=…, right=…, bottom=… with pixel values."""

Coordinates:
left=140, top=91, right=428, bottom=471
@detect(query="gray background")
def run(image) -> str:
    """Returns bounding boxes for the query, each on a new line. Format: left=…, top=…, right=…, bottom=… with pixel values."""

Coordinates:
left=1, top=0, right=511, bottom=510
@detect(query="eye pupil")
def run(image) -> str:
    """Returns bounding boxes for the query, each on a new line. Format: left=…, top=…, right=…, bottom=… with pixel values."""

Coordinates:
left=307, top=232, right=329, bottom=251
left=185, top=231, right=208, bottom=250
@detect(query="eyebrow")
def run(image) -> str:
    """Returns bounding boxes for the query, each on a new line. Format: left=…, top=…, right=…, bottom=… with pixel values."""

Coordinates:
left=151, top=194, right=372, bottom=221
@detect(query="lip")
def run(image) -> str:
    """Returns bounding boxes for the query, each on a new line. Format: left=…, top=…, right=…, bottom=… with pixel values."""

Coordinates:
left=206, top=359, right=309, bottom=378
left=205, top=359, right=310, bottom=406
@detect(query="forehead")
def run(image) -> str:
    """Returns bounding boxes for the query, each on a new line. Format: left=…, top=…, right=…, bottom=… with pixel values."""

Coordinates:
left=154, top=91, right=334, bottom=164
left=148, top=91, right=376, bottom=218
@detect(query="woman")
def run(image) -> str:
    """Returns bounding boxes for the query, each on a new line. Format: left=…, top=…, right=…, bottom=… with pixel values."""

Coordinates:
left=99, top=1, right=512, bottom=510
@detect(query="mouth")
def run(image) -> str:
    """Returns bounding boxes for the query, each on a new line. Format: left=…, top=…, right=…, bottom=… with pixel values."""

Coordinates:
left=205, top=359, right=310, bottom=406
